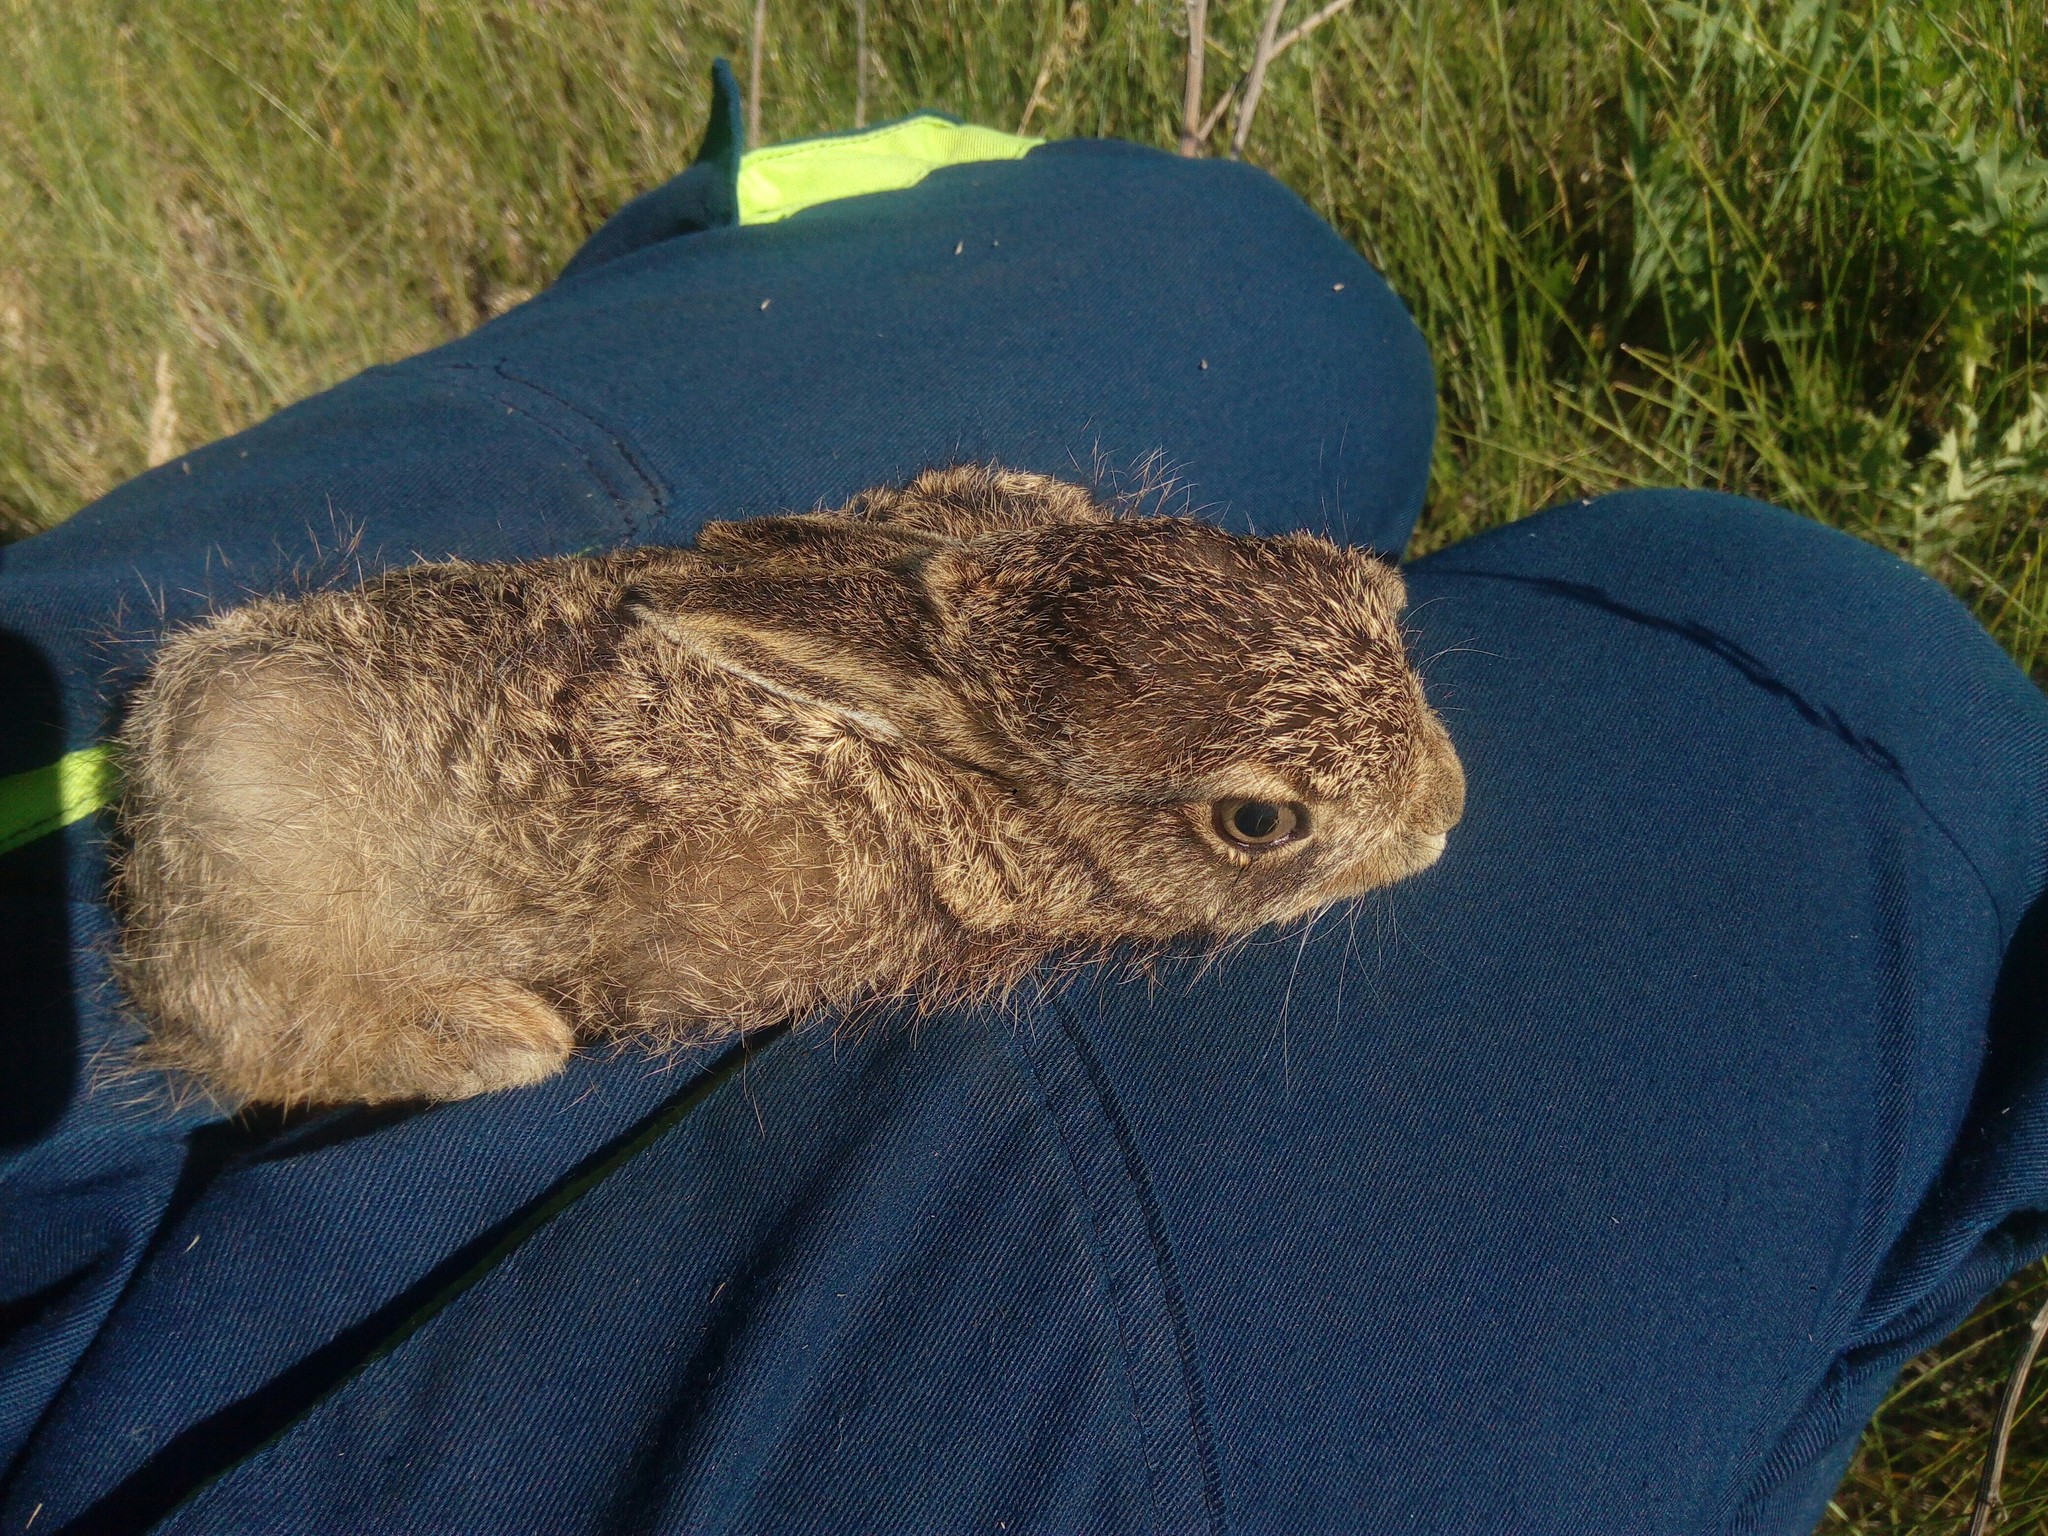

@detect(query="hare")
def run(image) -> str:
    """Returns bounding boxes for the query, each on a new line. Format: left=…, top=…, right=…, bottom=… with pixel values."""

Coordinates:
left=113, top=466, right=1465, bottom=1107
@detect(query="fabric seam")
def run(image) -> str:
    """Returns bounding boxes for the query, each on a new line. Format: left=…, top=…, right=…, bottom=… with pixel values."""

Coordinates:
left=425, top=362, right=668, bottom=537
left=1012, top=1021, right=1190, bottom=1530
left=485, top=363, right=669, bottom=523
left=1044, top=991, right=1229, bottom=1535
left=1429, top=567, right=2018, bottom=937
left=46, top=1030, right=785, bottom=1534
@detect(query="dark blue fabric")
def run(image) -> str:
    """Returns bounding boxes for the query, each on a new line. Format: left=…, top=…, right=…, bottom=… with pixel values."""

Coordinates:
left=556, top=59, right=744, bottom=285
left=2, top=107, right=2045, bottom=1535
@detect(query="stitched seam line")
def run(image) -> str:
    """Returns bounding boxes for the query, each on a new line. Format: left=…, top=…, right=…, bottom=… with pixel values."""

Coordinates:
left=1014, top=1028, right=1194, bottom=1528
left=57, top=1028, right=787, bottom=1535
left=1436, top=568, right=2018, bottom=935
left=1049, top=993, right=1228, bottom=1535
left=488, top=363, right=668, bottom=518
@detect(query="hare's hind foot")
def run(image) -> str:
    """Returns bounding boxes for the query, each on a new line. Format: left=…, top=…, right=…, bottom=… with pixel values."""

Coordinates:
left=150, top=976, right=579, bottom=1107
left=381, top=979, right=577, bottom=1102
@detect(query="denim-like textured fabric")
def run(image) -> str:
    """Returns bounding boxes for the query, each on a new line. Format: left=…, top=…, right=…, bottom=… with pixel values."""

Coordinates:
left=2, top=109, right=2045, bottom=1535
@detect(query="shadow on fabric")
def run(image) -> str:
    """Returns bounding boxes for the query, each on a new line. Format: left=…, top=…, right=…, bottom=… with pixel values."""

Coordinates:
left=0, top=626, right=76, bottom=1148
left=48, top=1026, right=785, bottom=1536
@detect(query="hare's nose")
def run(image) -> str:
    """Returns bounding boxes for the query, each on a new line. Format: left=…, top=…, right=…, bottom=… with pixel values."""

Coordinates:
left=1410, top=715, right=1465, bottom=837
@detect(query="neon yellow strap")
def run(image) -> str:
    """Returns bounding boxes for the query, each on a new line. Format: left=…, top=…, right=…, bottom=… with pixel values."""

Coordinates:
left=739, top=115, right=1041, bottom=225
left=0, top=744, right=120, bottom=857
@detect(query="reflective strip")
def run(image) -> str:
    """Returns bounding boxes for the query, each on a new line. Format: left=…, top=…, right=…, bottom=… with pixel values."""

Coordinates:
left=0, top=743, right=120, bottom=857
left=738, top=115, right=1041, bottom=225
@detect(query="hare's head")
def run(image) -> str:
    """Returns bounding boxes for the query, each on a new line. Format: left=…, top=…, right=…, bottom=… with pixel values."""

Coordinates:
left=922, top=516, right=1464, bottom=934
left=631, top=499, right=1463, bottom=940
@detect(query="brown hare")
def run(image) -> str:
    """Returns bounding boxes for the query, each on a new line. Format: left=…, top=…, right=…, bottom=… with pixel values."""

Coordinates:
left=113, top=466, right=1465, bottom=1107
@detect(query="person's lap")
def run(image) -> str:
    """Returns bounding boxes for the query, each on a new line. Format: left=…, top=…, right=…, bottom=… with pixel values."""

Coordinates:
left=2, top=111, right=2044, bottom=1536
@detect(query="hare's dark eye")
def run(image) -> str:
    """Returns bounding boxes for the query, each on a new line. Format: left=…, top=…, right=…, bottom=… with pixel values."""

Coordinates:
left=1213, top=798, right=1308, bottom=849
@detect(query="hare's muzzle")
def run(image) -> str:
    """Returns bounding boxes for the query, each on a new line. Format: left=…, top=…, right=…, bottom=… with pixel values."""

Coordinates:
left=1407, top=709, right=1466, bottom=841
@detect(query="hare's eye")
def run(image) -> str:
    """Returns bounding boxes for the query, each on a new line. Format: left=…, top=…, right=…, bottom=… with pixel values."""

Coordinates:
left=1213, top=798, right=1308, bottom=849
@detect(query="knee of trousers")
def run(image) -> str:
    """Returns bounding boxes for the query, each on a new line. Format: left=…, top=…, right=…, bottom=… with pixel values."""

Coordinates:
left=1410, top=487, right=2048, bottom=943
left=1423, top=487, right=1996, bottom=671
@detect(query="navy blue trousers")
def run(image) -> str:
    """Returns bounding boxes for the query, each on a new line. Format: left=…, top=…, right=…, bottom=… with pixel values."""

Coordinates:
left=3, top=120, right=2046, bottom=1535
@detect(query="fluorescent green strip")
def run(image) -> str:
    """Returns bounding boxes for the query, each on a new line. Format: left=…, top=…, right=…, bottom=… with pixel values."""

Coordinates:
left=0, top=743, right=120, bottom=856
left=738, top=115, right=1041, bottom=225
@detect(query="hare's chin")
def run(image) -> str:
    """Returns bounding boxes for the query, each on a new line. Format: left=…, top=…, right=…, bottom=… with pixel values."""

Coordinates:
left=1315, top=827, right=1451, bottom=906
left=1389, top=827, right=1451, bottom=880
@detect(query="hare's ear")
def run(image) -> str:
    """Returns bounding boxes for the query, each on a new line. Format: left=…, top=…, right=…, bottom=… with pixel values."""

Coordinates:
left=690, top=514, right=950, bottom=570
left=620, top=563, right=987, bottom=755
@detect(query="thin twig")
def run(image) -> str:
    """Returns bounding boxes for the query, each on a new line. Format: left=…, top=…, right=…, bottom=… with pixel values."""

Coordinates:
left=1019, top=0, right=1085, bottom=134
left=1272, top=0, right=1356, bottom=55
left=1229, top=0, right=1291, bottom=159
left=747, top=0, right=768, bottom=147
left=1228, top=0, right=1358, bottom=158
left=853, top=0, right=868, bottom=128
left=1970, top=1292, right=2048, bottom=1536
left=1178, top=0, right=1208, bottom=157
left=1196, top=82, right=1237, bottom=146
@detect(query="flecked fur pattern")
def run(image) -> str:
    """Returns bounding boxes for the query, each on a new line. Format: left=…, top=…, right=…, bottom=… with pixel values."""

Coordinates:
left=112, top=467, right=1465, bottom=1107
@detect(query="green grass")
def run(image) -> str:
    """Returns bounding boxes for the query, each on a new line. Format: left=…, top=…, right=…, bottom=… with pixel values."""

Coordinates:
left=3, top=0, right=2045, bottom=1525
left=1828, top=1263, right=2048, bottom=1532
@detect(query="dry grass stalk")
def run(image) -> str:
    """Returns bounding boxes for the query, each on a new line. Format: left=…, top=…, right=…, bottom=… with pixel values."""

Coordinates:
left=1970, top=1295, right=2048, bottom=1535
left=145, top=349, right=179, bottom=468
left=747, top=0, right=767, bottom=146
left=1178, top=0, right=1207, bottom=156
left=1197, top=82, right=1236, bottom=145
left=1178, top=0, right=1357, bottom=157
left=1232, top=0, right=1357, bottom=154
left=1018, top=1, right=1088, bottom=133
left=1228, top=0, right=1291, bottom=158
left=853, top=0, right=868, bottom=127
left=1273, top=0, right=1357, bottom=56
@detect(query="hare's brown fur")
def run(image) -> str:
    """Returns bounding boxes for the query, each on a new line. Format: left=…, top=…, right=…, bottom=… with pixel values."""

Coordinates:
left=114, top=466, right=1464, bottom=1106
